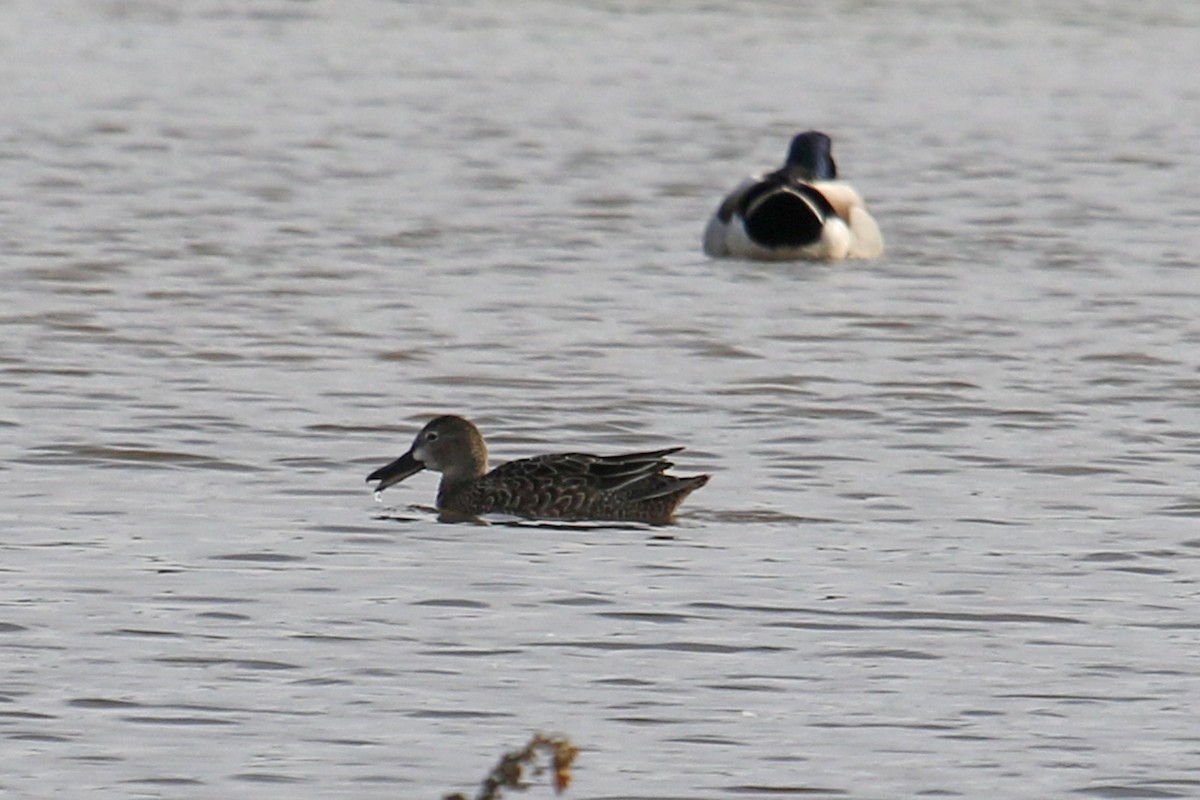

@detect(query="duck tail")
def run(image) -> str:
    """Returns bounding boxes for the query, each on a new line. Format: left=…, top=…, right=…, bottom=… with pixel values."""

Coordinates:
left=630, top=473, right=710, bottom=503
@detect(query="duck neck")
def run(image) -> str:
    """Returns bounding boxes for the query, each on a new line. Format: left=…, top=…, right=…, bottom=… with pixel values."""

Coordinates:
left=436, top=476, right=462, bottom=510
left=435, top=441, right=488, bottom=508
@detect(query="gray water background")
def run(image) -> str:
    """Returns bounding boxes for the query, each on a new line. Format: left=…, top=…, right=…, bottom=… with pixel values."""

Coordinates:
left=3, top=1, right=1200, bottom=798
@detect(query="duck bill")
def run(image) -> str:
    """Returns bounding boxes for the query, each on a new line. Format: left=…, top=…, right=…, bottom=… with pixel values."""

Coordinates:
left=366, top=450, right=425, bottom=492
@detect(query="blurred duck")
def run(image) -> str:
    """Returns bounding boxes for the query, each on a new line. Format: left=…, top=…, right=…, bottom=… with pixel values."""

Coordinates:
left=703, top=130, right=883, bottom=261
left=367, top=415, right=709, bottom=524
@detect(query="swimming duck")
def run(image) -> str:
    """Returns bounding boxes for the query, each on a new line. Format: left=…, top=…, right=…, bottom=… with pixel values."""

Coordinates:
left=367, top=415, right=709, bottom=524
left=702, top=130, right=883, bottom=261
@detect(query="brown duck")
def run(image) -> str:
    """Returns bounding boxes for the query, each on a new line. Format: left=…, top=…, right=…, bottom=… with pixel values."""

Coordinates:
left=367, top=415, right=709, bottom=524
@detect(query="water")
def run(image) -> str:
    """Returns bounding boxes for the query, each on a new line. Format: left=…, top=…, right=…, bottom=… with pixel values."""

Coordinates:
left=3, top=1, right=1200, bottom=798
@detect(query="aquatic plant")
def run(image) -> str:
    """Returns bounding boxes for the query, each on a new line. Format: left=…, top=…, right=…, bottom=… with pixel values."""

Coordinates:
left=444, top=733, right=579, bottom=800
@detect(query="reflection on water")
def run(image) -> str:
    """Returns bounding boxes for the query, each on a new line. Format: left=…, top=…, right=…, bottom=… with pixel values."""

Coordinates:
left=3, top=1, right=1200, bottom=798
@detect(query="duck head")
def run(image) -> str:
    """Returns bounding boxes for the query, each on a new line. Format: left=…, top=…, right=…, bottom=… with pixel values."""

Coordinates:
left=367, top=415, right=489, bottom=492
left=784, top=131, right=837, bottom=181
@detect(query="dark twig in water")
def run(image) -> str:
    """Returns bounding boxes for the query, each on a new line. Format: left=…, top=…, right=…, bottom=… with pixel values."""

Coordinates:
left=444, top=733, right=579, bottom=800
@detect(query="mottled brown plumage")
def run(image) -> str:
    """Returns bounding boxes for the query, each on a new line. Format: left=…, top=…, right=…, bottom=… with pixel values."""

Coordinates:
left=367, top=415, right=708, bottom=524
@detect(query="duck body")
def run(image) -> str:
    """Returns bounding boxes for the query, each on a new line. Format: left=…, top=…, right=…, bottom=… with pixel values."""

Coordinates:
left=703, top=131, right=883, bottom=261
left=367, top=415, right=708, bottom=524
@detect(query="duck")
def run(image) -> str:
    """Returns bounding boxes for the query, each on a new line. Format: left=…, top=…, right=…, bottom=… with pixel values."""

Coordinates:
left=366, top=415, right=709, bottom=524
left=702, top=130, right=883, bottom=261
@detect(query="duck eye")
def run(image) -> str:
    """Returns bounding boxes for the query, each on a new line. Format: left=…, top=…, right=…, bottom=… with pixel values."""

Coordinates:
left=425, top=431, right=439, bottom=442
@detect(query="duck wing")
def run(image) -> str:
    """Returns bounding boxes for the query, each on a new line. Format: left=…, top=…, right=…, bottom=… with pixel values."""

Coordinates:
left=492, top=447, right=681, bottom=491
left=561, top=447, right=683, bottom=487
left=467, top=448, right=692, bottom=519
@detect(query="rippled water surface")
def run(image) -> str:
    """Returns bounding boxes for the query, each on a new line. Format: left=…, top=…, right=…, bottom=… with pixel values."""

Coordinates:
left=4, top=1, right=1200, bottom=798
